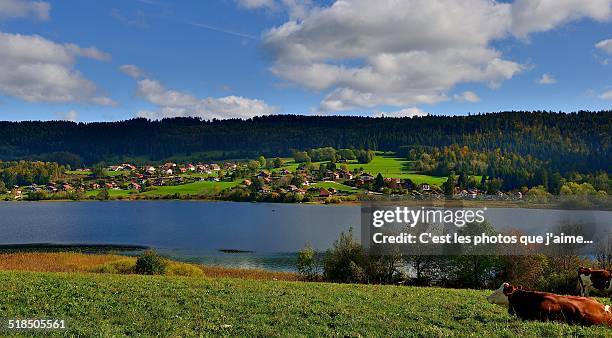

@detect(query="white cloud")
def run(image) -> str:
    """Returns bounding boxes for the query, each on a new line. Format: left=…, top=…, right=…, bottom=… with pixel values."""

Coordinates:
left=596, top=38, right=612, bottom=54
left=373, top=107, right=428, bottom=118
left=0, top=32, right=113, bottom=104
left=236, top=0, right=312, bottom=18
left=0, top=0, right=50, bottom=21
left=454, top=91, right=480, bottom=103
left=236, top=0, right=276, bottom=10
left=510, top=0, right=612, bottom=38
left=599, top=89, right=612, bottom=100
left=54, top=110, right=78, bottom=122
left=261, top=0, right=612, bottom=111
left=536, top=73, right=557, bottom=85
left=119, top=64, right=145, bottom=79
left=132, top=76, right=277, bottom=120
left=64, top=43, right=111, bottom=62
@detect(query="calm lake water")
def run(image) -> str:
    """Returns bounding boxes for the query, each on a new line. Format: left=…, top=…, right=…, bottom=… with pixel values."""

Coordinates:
left=0, top=201, right=610, bottom=271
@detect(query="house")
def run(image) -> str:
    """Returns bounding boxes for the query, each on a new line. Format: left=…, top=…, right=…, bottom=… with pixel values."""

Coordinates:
left=129, top=182, right=141, bottom=190
left=419, top=183, right=431, bottom=191
left=109, top=165, right=122, bottom=171
left=187, top=164, right=196, bottom=171
left=279, top=169, right=292, bottom=175
left=360, top=173, right=374, bottom=182
left=287, top=184, right=298, bottom=191
left=163, top=162, right=177, bottom=169
left=384, top=178, right=401, bottom=189
left=325, top=171, right=340, bottom=181
left=255, top=171, right=271, bottom=179
left=328, top=187, right=337, bottom=195
left=91, top=183, right=100, bottom=189
left=211, top=164, right=221, bottom=171
left=260, top=185, right=271, bottom=193
left=122, top=163, right=137, bottom=171
left=223, top=162, right=237, bottom=170
left=340, top=171, right=353, bottom=180
left=146, top=166, right=156, bottom=174
left=242, top=179, right=252, bottom=186
left=61, top=183, right=73, bottom=191
left=319, top=188, right=331, bottom=197
left=164, top=168, right=173, bottom=175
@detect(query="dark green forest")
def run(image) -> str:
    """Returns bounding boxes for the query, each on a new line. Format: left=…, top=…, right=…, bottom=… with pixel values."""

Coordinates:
left=0, top=111, right=609, bottom=176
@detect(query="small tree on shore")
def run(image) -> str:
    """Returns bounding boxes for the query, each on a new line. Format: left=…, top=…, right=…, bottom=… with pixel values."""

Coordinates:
left=297, top=243, right=318, bottom=281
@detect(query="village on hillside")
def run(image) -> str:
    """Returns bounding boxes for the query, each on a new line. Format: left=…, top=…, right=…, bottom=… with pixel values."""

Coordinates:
left=3, top=155, right=525, bottom=203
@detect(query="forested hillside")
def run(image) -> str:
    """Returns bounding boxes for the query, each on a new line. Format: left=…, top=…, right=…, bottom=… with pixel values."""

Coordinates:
left=0, top=111, right=609, bottom=175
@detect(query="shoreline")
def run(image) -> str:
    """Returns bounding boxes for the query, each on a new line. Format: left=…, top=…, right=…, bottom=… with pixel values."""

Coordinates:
left=1, top=197, right=609, bottom=211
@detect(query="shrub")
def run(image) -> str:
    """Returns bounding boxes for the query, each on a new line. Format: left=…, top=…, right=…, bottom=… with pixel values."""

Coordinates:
left=135, top=250, right=167, bottom=275
left=297, top=244, right=318, bottom=281
left=166, top=263, right=204, bottom=277
left=323, top=228, right=368, bottom=283
left=96, top=189, right=110, bottom=200
left=90, top=258, right=135, bottom=274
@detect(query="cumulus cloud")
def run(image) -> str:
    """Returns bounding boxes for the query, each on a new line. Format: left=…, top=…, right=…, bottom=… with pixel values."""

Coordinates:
left=599, top=89, right=612, bottom=100
left=54, top=110, right=78, bottom=122
left=0, top=32, right=114, bottom=104
left=454, top=91, right=480, bottom=103
left=0, top=0, right=50, bottom=21
left=510, top=0, right=612, bottom=38
left=129, top=74, right=277, bottom=120
left=373, top=107, right=428, bottom=118
left=536, top=73, right=557, bottom=85
left=119, top=64, right=145, bottom=79
left=596, top=38, right=612, bottom=54
left=260, top=0, right=612, bottom=111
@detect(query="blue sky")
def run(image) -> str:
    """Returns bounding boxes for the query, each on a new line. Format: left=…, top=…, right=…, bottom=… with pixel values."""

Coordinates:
left=0, top=0, right=610, bottom=122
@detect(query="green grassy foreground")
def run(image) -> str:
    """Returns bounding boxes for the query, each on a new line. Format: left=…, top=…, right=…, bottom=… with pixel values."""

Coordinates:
left=0, top=271, right=610, bottom=337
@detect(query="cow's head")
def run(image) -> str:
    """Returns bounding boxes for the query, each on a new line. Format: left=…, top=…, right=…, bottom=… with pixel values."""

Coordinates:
left=578, top=266, right=591, bottom=276
left=487, top=282, right=518, bottom=306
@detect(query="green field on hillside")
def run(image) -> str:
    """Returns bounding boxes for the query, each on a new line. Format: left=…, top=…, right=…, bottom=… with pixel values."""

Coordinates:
left=65, top=170, right=125, bottom=177
left=283, top=153, right=447, bottom=186
left=0, top=271, right=609, bottom=337
left=141, top=180, right=240, bottom=196
left=310, top=181, right=357, bottom=193
left=85, top=189, right=133, bottom=198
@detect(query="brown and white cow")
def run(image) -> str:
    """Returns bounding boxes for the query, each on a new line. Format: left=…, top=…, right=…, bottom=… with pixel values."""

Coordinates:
left=488, top=282, right=612, bottom=326
left=578, top=267, right=612, bottom=297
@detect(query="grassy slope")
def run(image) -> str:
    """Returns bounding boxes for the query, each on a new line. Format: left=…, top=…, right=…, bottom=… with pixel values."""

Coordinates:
left=0, top=271, right=609, bottom=337
left=284, top=154, right=447, bottom=186
left=140, top=181, right=240, bottom=196
left=309, top=181, right=357, bottom=193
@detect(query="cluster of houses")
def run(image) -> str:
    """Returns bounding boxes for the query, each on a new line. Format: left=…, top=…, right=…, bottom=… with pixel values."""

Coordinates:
left=241, top=168, right=443, bottom=198
left=5, top=160, right=524, bottom=201
left=110, top=162, right=237, bottom=176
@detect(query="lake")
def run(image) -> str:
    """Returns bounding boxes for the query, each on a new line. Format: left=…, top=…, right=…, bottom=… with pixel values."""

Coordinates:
left=0, top=201, right=610, bottom=271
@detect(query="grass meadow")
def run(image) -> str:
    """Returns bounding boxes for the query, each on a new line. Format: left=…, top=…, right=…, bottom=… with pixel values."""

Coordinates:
left=0, top=270, right=610, bottom=337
